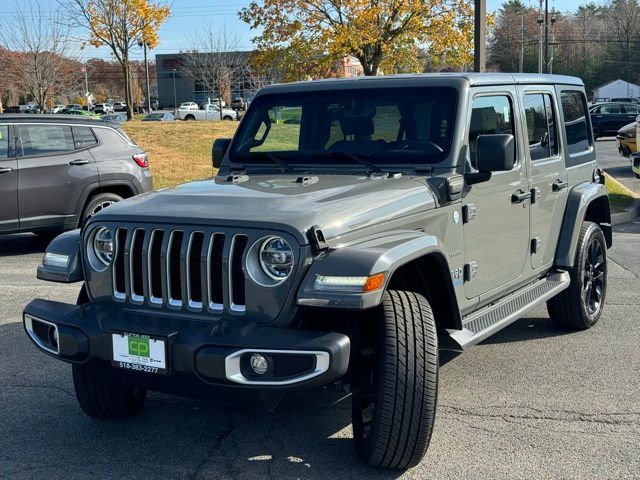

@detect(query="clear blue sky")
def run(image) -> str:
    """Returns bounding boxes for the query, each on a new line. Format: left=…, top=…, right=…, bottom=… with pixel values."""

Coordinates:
left=0, top=0, right=596, bottom=62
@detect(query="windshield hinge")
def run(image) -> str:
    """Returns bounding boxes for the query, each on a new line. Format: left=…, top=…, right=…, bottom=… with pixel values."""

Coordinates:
left=227, top=173, right=249, bottom=184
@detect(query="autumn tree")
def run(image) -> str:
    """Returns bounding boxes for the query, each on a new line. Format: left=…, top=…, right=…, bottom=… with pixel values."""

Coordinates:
left=0, top=0, right=78, bottom=111
left=239, top=0, right=476, bottom=77
left=63, top=0, right=170, bottom=119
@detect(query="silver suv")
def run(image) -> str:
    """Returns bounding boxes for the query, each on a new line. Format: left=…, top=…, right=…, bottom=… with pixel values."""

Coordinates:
left=0, top=115, right=152, bottom=237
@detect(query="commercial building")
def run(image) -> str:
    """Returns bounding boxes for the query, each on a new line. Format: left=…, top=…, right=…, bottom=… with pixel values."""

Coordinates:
left=156, top=52, right=252, bottom=108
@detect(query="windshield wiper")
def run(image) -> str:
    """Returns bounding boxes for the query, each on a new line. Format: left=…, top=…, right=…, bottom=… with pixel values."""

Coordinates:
left=322, top=151, right=385, bottom=174
left=235, top=152, right=294, bottom=172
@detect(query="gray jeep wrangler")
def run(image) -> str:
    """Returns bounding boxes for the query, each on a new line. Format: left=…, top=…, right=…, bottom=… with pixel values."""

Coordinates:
left=24, top=73, right=611, bottom=470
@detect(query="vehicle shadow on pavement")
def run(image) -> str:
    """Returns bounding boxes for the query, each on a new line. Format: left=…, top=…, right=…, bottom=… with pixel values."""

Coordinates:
left=0, top=234, right=49, bottom=257
left=479, top=316, right=572, bottom=345
left=0, top=320, right=404, bottom=480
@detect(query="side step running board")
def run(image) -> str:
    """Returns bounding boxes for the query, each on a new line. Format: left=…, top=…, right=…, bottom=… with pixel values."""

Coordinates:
left=447, top=271, right=570, bottom=351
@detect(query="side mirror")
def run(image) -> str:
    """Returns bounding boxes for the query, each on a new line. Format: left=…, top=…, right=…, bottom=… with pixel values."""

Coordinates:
left=212, top=138, right=231, bottom=168
left=476, top=134, right=515, bottom=173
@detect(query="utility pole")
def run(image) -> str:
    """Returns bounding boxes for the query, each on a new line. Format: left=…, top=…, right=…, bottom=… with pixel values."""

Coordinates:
left=544, top=0, right=549, bottom=73
left=537, top=0, right=544, bottom=74
left=172, top=68, right=177, bottom=115
left=519, top=12, right=525, bottom=73
left=549, top=13, right=558, bottom=74
left=474, top=0, right=486, bottom=72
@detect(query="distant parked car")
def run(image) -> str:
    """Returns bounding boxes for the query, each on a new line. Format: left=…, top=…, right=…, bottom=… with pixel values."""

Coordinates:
left=65, top=104, right=83, bottom=111
left=177, top=103, right=237, bottom=121
left=2, top=106, right=21, bottom=113
left=62, top=109, right=100, bottom=119
left=100, top=113, right=128, bottom=123
left=231, top=97, right=247, bottom=110
left=94, top=103, right=114, bottom=114
left=610, top=97, right=639, bottom=103
left=179, top=102, right=199, bottom=111
left=0, top=114, right=153, bottom=237
left=616, top=121, right=636, bottom=156
left=113, top=101, right=127, bottom=112
left=589, top=102, right=640, bottom=138
left=151, top=100, right=159, bottom=110
left=142, top=112, right=175, bottom=122
left=51, top=104, right=66, bottom=114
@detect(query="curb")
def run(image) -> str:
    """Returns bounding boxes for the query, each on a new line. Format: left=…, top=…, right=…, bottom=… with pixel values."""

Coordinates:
left=611, top=199, right=640, bottom=225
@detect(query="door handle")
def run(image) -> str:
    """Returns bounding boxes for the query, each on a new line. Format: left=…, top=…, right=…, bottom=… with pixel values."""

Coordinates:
left=69, top=159, right=90, bottom=166
left=511, top=190, right=531, bottom=204
left=552, top=180, right=568, bottom=192
left=0, top=167, right=13, bottom=174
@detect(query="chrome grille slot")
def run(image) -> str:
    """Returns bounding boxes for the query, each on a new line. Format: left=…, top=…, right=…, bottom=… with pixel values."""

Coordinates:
left=208, top=233, right=225, bottom=311
left=148, top=230, right=164, bottom=303
left=167, top=231, right=184, bottom=306
left=230, top=235, right=248, bottom=312
left=187, top=232, right=205, bottom=309
left=130, top=229, right=145, bottom=302
left=113, top=228, right=128, bottom=299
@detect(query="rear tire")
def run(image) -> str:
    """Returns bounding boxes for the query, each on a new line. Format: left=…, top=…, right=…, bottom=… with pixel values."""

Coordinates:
left=547, top=221, right=607, bottom=329
left=81, top=192, right=123, bottom=227
left=352, top=290, right=438, bottom=469
left=72, top=365, right=147, bottom=419
left=223, top=115, right=233, bottom=121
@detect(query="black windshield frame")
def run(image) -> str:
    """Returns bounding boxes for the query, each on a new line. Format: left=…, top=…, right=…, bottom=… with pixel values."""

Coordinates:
left=229, top=87, right=458, bottom=168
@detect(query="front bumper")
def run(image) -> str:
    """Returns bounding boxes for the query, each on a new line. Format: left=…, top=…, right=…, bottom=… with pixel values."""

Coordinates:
left=23, top=299, right=350, bottom=395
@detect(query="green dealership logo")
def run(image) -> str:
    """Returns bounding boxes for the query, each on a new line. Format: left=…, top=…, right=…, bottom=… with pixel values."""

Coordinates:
left=128, top=337, right=150, bottom=357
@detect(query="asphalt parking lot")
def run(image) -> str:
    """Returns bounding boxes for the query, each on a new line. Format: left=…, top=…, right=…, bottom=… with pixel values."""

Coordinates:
left=1, top=140, right=639, bottom=480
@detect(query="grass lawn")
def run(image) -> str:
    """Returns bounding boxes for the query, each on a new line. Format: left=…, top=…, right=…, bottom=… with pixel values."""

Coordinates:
left=123, top=120, right=238, bottom=189
left=605, top=174, right=639, bottom=213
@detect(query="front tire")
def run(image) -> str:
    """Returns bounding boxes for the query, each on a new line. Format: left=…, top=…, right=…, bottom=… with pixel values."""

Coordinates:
left=72, top=365, right=147, bottom=419
left=547, top=221, right=607, bottom=329
left=352, top=290, right=438, bottom=469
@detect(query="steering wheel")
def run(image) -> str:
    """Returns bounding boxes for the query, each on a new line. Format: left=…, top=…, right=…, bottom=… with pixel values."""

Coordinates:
left=395, top=139, right=444, bottom=153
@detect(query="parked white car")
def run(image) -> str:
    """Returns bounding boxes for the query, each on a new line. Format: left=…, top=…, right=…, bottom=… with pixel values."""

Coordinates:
left=179, top=102, right=200, bottom=111
left=177, top=103, right=237, bottom=121
left=51, top=104, right=65, bottom=114
left=94, top=103, right=115, bottom=114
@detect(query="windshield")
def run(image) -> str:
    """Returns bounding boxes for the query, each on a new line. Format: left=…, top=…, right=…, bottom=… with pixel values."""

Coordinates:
left=230, top=87, right=457, bottom=167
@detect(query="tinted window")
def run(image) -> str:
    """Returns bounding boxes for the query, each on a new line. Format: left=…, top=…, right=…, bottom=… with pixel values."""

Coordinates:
left=561, top=92, right=591, bottom=155
left=0, top=126, right=8, bottom=159
left=232, top=88, right=457, bottom=165
left=601, top=104, right=621, bottom=114
left=72, top=126, right=98, bottom=149
left=524, top=93, right=558, bottom=161
left=623, top=104, right=640, bottom=114
left=468, top=95, right=515, bottom=169
left=17, top=125, right=74, bottom=156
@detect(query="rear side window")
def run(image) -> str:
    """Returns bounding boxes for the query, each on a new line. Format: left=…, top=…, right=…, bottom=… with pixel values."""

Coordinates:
left=72, top=126, right=98, bottom=149
left=468, top=95, right=515, bottom=169
left=523, top=93, right=558, bottom=161
left=623, top=104, right=640, bottom=114
left=561, top=92, right=591, bottom=155
left=0, top=126, right=8, bottom=159
left=17, top=125, right=74, bottom=156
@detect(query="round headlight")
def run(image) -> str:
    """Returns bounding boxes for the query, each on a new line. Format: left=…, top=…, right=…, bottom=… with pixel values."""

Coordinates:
left=93, top=227, right=113, bottom=266
left=259, top=236, right=294, bottom=281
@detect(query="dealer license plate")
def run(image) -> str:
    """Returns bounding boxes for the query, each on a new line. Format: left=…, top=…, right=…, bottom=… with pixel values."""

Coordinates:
left=111, top=332, right=168, bottom=375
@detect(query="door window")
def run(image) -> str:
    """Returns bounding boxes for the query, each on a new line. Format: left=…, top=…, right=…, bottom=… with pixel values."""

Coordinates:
left=17, top=125, right=75, bottom=156
left=468, top=95, right=515, bottom=169
left=623, top=104, right=640, bottom=114
left=561, top=91, right=591, bottom=155
left=523, top=93, right=558, bottom=161
left=72, top=126, right=98, bottom=149
left=0, top=126, right=8, bottom=158
left=601, top=104, right=621, bottom=114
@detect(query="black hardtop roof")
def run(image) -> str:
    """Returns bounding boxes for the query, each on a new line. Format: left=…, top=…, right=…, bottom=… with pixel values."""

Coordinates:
left=0, top=114, right=112, bottom=127
left=258, top=72, right=584, bottom=95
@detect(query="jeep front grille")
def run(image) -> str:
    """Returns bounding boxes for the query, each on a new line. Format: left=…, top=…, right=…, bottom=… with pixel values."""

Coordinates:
left=111, top=227, right=249, bottom=313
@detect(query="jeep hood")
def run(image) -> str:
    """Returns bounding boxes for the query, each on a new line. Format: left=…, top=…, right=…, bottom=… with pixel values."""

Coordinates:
left=96, top=174, right=437, bottom=244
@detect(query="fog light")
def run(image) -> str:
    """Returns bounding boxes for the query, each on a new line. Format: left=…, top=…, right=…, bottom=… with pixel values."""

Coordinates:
left=250, top=353, right=269, bottom=375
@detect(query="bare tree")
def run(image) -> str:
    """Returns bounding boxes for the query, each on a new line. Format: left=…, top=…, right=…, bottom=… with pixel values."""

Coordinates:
left=180, top=26, right=245, bottom=119
left=0, top=0, right=78, bottom=110
left=605, top=0, right=640, bottom=88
